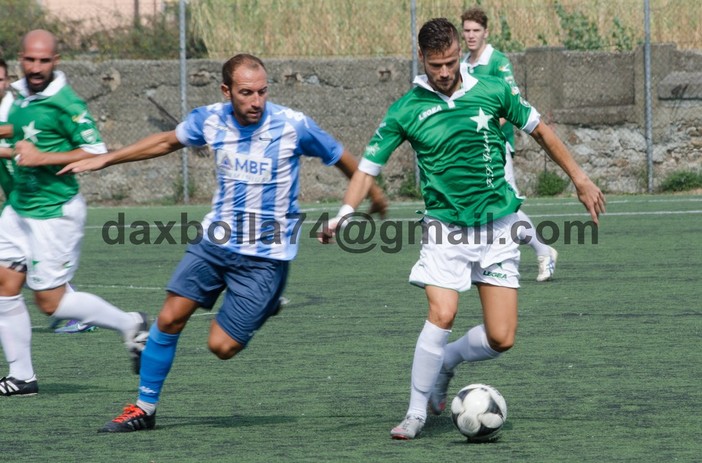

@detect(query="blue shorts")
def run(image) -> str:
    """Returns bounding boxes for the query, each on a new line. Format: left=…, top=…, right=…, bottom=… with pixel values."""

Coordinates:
left=167, top=239, right=289, bottom=346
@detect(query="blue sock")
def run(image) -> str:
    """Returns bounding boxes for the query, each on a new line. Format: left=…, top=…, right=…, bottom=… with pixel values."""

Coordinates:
left=138, top=324, right=180, bottom=406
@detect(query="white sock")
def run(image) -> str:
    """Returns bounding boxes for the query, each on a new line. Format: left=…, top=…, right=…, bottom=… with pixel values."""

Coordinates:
left=443, top=324, right=501, bottom=372
left=516, top=209, right=551, bottom=256
left=49, top=283, right=75, bottom=326
left=136, top=399, right=157, bottom=415
left=53, top=291, right=137, bottom=339
left=407, top=320, right=451, bottom=419
left=0, top=295, right=35, bottom=380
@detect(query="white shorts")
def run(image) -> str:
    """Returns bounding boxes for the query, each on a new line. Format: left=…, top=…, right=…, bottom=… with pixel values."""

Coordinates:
left=0, top=195, right=86, bottom=290
left=408, top=214, right=521, bottom=292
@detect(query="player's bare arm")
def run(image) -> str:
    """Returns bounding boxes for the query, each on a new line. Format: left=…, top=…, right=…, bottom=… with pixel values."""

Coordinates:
left=12, top=140, right=96, bottom=167
left=318, top=169, right=377, bottom=243
left=0, top=125, right=12, bottom=139
left=333, top=150, right=388, bottom=218
left=530, top=121, right=606, bottom=224
left=58, top=130, right=184, bottom=174
left=0, top=147, right=12, bottom=158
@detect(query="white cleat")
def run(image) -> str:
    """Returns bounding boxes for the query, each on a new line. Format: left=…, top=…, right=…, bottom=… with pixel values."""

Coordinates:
left=536, top=247, right=558, bottom=282
left=390, top=415, right=425, bottom=440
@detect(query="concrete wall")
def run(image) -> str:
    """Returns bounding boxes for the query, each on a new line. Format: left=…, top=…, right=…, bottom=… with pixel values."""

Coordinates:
left=3, top=44, right=701, bottom=204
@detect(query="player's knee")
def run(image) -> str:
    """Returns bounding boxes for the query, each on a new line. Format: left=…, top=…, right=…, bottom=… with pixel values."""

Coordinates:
left=428, top=309, right=457, bottom=330
left=487, top=332, right=515, bottom=353
left=207, top=338, right=243, bottom=360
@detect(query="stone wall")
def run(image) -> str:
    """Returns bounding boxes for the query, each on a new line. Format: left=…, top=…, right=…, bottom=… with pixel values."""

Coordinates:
left=3, top=44, right=701, bottom=204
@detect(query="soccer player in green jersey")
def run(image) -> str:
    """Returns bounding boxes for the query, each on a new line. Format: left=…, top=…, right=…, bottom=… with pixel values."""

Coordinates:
left=0, top=30, right=149, bottom=397
left=321, top=18, right=605, bottom=440
left=461, top=6, right=558, bottom=282
left=1, top=58, right=96, bottom=335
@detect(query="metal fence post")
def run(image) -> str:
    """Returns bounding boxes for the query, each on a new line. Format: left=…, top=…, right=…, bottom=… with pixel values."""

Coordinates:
left=179, top=0, right=190, bottom=204
left=644, top=0, right=654, bottom=193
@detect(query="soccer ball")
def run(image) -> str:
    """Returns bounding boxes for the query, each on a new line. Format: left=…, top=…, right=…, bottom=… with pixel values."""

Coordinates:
left=451, top=383, right=507, bottom=442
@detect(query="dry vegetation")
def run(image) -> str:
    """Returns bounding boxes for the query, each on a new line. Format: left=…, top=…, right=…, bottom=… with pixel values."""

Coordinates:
left=191, top=0, right=702, bottom=58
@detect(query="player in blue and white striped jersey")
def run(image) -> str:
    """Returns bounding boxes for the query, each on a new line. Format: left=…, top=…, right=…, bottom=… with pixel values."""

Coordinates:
left=60, top=53, right=387, bottom=432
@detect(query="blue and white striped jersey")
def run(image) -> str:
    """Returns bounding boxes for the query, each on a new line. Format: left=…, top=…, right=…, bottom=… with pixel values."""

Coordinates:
left=175, top=101, right=344, bottom=261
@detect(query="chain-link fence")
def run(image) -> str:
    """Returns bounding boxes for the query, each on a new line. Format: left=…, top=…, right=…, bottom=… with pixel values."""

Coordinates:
left=2, top=0, right=701, bottom=203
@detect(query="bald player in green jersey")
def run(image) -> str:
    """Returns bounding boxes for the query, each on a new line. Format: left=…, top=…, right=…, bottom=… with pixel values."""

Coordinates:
left=321, top=18, right=605, bottom=440
left=0, top=30, right=149, bottom=397
left=461, top=6, right=559, bottom=282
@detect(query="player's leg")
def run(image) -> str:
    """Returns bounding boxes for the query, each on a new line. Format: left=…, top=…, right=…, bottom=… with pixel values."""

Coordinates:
left=208, top=253, right=289, bottom=360
left=37, top=286, right=146, bottom=340
left=476, top=284, right=518, bottom=352
left=392, top=285, right=455, bottom=439
left=0, top=266, right=37, bottom=396
left=99, top=241, right=225, bottom=432
left=429, top=214, right=520, bottom=415
left=25, top=195, right=148, bottom=371
left=514, top=209, right=558, bottom=281
left=0, top=206, right=37, bottom=396
left=51, top=283, right=98, bottom=333
left=505, top=153, right=558, bottom=281
left=393, top=218, right=476, bottom=439
left=98, top=293, right=200, bottom=433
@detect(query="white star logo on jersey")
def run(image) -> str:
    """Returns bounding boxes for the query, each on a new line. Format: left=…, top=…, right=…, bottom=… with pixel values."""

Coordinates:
left=499, top=64, right=511, bottom=73
left=470, top=108, right=493, bottom=132
left=22, top=120, right=42, bottom=143
left=72, top=111, right=91, bottom=124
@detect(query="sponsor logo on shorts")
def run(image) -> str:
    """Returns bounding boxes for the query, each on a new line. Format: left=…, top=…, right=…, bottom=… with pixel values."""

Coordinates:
left=482, top=270, right=508, bottom=279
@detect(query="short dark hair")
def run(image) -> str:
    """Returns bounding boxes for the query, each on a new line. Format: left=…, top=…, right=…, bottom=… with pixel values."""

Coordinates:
left=461, top=7, right=489, bottom=29
left=222, top=54, right=266, bottom=88
left=0, top=58, right=7, bottom=74
left=418, top=18, right=460, bottom=55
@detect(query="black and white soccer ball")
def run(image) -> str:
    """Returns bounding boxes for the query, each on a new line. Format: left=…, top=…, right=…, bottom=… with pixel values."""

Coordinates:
left=451, top=383, right=507, bottom=442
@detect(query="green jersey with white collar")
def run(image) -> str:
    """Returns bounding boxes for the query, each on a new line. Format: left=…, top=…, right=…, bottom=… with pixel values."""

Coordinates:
left=464, top=44, right=520, bottom=151
left=7, top=71, right=106, bottom=218
left=361, top=64, right=540, bottom=227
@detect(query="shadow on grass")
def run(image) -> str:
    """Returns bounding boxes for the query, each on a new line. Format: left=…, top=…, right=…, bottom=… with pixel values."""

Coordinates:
left=154, top=414, right=299, bottom=430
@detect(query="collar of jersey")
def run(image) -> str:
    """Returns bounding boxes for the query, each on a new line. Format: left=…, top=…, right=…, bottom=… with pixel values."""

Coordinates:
left=11, top=70, right=67, bottom=100
left=463, top=44, right=495, bottom=70
left=412, top=63, right=478, bottom=103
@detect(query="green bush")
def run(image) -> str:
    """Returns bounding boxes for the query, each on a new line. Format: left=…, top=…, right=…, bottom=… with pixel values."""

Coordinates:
left=554, top=1, right=604, bottom=51
left=659, top=170, right=702, bottom=192
left=491, top=15, right=524, bottom=53
left=535, top=170, right=569, bottom=196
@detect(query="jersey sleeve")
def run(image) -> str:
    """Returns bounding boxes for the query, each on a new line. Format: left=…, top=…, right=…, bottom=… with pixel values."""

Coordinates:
left=500, top=82, right=540, bottom=134
left=297, top=115, right=344, bottom=166
left=494, top=53, right=520, bottom=95
left=59, top=102, right=107, bottom=154
left=175, top=107, right=209, bottom=147
left=360, top=110, right=405, bottom=175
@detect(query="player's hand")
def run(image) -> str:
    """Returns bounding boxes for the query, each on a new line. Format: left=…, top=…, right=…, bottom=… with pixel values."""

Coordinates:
left=317, top=205, right=356, bottom=244
left=57, top=156, right=109, bottom=175
left=13, top=141, right=46, bottom=167
left=317, top=215, right=342, bottom=244
left=367, top=191, right=389, bottom=220
left=574, top=178, right=606, bottom=225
